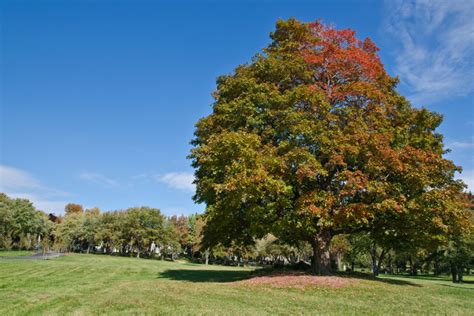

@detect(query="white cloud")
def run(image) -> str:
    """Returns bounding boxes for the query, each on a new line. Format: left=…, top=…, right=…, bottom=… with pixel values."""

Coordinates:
left=0, top=164, right=69, bottom=214
left=6, top=192, right=68, bottom=215
left=0, top=165, right=41, bottom=191
left=457, top=169, right=474, bottom=192
left=385, top=0, right=474, bottom=105
left=155, top=172, right=195, bottom=192
left=450, top=141, right=474, bottom=149
left=79, top=172, right=119, bottom=187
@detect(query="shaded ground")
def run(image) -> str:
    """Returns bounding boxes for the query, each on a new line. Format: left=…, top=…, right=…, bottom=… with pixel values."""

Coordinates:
left=158, top=268, right=249, bottom=283
left=158, top=267, right=421, bottom=288
left=380, top=273, right=474, bottom=285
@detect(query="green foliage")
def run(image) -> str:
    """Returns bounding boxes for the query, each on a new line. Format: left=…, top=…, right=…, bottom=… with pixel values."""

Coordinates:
left=0, top=193, right=52, bottom=250
left=53, top=206, right=181, bottom=258
left=54, top=212, right=87, bottom=252
left=123, top=207, right=166, bottom=257
left=440, top=211, right=474, bottom=282
left=252, top=234, right=311, bottom=265
left=345, top=233, right=372, bottom=268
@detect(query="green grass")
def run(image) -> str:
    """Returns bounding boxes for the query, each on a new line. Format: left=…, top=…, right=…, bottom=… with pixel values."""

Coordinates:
left=0, top=250, right=35, bottom=257
left=1, top=254, right=473, bottom=315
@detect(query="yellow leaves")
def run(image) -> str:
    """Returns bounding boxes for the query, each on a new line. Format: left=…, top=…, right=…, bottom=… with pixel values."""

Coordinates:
left=296, top=165, right=317, bottom=181
left=332, top=203, right=373, bottom=226
left=377, top=199, right=404, bottom=214
left=431, top=217, right=448, bottom=233
left=328, top=153, right=346, bottom=167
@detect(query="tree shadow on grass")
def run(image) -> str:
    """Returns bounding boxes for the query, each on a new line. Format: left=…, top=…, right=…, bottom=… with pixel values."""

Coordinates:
left=439, top=284, right=474, bottom=290
left=372, top=273, right=474, bottom=287
left=336, top=272, right=422, bottom=287
left=158, top=268, right=423, bottom=286
left=371, top=277, right=422, bottom=287
left=158, top=269, right=252, bottom=283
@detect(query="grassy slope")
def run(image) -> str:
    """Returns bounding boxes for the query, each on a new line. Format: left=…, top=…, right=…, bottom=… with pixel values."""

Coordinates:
left=0, top=254, right=473, bottom=315
left=0, top=250, right=35, bottom=257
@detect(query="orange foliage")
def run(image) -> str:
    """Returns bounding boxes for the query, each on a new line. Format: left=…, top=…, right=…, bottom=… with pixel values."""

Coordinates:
left=302, top=21, right=389, bottom=105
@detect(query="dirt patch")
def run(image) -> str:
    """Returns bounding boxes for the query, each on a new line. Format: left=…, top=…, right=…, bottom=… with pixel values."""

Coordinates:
left=233, top=271, right=357, bottom=289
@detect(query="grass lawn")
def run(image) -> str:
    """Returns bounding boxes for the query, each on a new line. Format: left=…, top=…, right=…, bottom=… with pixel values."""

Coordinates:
left=0, top=250, right=35, bottom=257
left=1, top=254, right=473, bottom=315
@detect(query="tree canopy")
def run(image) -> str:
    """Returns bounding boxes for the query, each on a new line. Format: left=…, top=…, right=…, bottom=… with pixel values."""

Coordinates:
left=190, top=18, right=470, bottom=274
left=0, top=193, right=51, bottom=249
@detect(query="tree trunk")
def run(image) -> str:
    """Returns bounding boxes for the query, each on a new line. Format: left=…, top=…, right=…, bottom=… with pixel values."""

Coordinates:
left=452, top=270, right=457, bottom=283
left=337, top=254, right=342, bottom=272
left=410, top=258, right=417, bottom=276
left=311, top=230, right=332, bottom=275
left=451, top=263, right=458, bottom=283
left=386, top=255, right=393, bottom=274
left=371, top=253, right=377, bottom=276
left=205, top=248, right=209, bottom=265
left=434, top=258, right=441, bottom=275
left=376, top=250, right=386, bottom=276
left=408, top=257, right=415, bottom=275
left=370, top=244, right=387, bottom=277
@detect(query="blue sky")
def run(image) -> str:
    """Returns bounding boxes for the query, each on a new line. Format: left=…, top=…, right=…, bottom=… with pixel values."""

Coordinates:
left=1, top=0, right=473, bottom=215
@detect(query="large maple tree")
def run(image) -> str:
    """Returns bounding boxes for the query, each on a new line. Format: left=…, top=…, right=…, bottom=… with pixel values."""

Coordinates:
left=190, top=19, right=469, bottom=274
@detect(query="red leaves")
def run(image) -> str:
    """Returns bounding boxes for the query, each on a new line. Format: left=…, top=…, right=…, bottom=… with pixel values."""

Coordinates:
left=234, top=272, right=357, bottom=289
left=296, top=165, right=317, bottom=182
left=308, top=204, right=322, bottom=216
left=362, top=37, right=379, bottom=54
left=339, top=170, right=369, bottom=196
left=302, top=21, right=388, bottom=105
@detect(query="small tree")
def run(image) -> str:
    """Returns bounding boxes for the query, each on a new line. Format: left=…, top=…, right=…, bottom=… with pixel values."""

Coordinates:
left=330, top=235, right=352, bottom=271
left=83, top=208, right=100, bottom=253
left=169, top=215, right=190, bottom=253
left=123, top=207, right=166, bottom=258
left=64, top=203, right=84, bottom=215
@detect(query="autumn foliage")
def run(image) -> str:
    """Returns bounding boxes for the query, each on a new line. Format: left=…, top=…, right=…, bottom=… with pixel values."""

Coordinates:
left=190, top=19, right=470, bottom=274
left=303, top=21, right=388, bottom=104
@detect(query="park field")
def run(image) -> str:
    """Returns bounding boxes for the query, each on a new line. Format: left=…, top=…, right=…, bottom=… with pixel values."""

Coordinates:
left=1, top=254, right=473, bottom=315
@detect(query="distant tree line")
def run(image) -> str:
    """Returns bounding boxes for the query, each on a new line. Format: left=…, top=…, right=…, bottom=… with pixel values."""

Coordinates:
left=0, top=192, right=472, bottom=283
left=0, top=193, right=52, bottom=250
left=0, top=194, right=206, bottom=260
left=49, top=203, right=209, bottom=260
